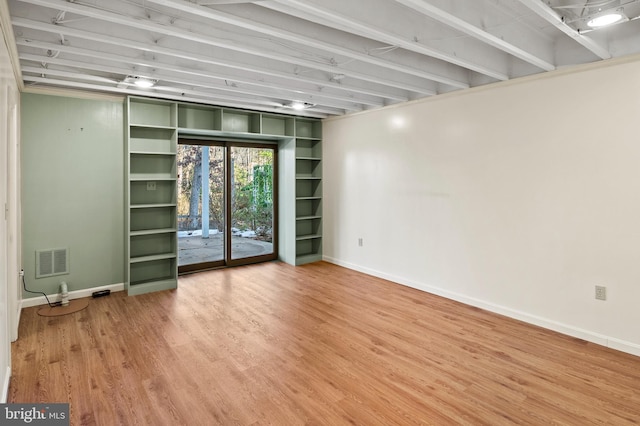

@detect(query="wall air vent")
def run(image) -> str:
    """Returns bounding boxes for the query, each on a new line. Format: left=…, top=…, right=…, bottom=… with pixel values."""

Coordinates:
left=36, top=248, right=69, bottom=278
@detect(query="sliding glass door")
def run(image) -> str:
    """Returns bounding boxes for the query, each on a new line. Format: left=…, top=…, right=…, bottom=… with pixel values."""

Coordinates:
left=229, top=146, right=275, bottom=260
left=177, top=140, right=277, bottom=273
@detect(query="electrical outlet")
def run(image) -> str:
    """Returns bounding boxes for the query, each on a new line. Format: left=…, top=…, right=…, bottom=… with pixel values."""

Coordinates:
left=595, top=285, right=607, bottom=301
left=146, top=181, right=157, bottom=191
left=358, top=238, right=363, bottom=247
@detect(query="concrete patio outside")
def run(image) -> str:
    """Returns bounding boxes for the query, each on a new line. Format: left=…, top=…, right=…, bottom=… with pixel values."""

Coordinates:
left=178, top=233, right=273, bottom=266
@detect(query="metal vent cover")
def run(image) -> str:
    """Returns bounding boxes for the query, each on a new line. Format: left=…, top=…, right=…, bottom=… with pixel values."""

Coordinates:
left=36, top=248, right=69, bottom=278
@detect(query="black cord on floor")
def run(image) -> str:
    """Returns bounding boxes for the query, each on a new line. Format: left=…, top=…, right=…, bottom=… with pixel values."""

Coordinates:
left=22, top=273, right=61, bottom=308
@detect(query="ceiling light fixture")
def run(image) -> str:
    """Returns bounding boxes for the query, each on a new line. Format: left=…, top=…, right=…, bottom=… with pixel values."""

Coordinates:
left=586, top=9, right=628, bottom=28
left=288, top=101, right=315, bottom=111
left=124, top=75, right=158, bottom=88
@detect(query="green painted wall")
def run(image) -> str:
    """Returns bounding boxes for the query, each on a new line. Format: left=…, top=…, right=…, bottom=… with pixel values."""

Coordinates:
left=21, top=93, right=124, bottom=297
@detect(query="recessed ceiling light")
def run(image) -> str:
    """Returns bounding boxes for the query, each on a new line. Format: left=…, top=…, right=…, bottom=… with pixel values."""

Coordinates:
left=133, top=77, right=156, bottom=88
left=288, top=101, right=314, bottom=110
left=291, top=101, right=306, bottom=110
left=124, top=75, right=157, bottom=88
left=587, top=11, right=626, bottom=27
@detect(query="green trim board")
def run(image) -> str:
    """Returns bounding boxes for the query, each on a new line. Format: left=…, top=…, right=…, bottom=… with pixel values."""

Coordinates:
left=127, top=278, right=178, bottom=296
left=126, top=97, right=323, bottom=295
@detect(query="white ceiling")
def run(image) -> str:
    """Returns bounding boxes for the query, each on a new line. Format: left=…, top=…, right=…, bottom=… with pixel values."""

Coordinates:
left=4, top=0, right=640, bottom=118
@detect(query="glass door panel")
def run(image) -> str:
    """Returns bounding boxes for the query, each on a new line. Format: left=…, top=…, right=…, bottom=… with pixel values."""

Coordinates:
left=178, top=141, right=277, bottom=272
left=177, top=144, right=225, bottom=270
left=230, top=146, right=275, bottom=261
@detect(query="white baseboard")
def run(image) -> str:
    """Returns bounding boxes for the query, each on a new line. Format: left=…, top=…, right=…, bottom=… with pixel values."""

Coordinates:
left=323, top=256, right=640, bottom=358
left=1, top=366, right=10, bottom=403
left=21, top=283, right=125, bottom=308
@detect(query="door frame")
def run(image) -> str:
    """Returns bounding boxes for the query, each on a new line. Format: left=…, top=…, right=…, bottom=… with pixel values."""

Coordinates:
left=177, top=138, right=278, bottom=274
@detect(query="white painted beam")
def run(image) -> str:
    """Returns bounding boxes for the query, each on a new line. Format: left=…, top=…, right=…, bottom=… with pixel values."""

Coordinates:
left=21, top=65, right=120, bottom=85
left=394, top=0, right=555, bottom=71
left=270, top=0, right=510, bottom=80
left=21, top=76, right=333, bottom=118
left=516, top=0, right=611, bottom=59
left=20, top=62, right=285, bottom=109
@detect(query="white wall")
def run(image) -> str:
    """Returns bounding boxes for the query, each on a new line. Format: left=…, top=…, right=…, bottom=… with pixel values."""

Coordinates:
left=1, top=3, right=21, bottom=401
left=323, top=56, right=640, bottom=356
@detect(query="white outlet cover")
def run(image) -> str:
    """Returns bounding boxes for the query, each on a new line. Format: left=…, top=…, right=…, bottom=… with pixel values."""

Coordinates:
left=595, top=285, right=607, bottom=301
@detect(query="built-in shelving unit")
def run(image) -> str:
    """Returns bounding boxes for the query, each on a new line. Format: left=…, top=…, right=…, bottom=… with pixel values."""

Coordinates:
left=294, top=119, right=323, bottom=265
left=126, top=97, right=322, bottom=294
left=126, top=98, right=178, bottom=295
left=176, top=104, right=298, bottom=138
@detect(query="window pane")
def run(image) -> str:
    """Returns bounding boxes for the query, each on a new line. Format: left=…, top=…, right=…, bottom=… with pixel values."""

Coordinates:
left=230, top=146, right=274, bottom=260
left=177, top=144, right=225, bottom=266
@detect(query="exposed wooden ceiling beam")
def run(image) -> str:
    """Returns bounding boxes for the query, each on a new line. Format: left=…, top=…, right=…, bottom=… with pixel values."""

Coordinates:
left=269, top=0, right=510, bottom=80
left=23, top=66, right=343, bottom=115
left=516, top=0, right=611, bottom=59
left=146, top=0, right=469, bottom=89
left=394, top=0, right=555, bottom=71
left=14, top=0, right=436, bottom=96
left=12, top=17, right=405, bottom=104
left=22, top=75, right=331, bottom=118
left=8, top=0, right=637, bottom=118
left=15, top=39, right=377, bottom=111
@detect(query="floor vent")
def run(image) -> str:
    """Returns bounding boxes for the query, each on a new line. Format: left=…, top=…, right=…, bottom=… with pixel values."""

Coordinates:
left=36, top=248, right=69, bottom=278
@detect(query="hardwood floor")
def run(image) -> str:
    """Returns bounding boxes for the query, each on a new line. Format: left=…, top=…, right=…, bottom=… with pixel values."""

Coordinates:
left=9, top=261, right=640, bottom=425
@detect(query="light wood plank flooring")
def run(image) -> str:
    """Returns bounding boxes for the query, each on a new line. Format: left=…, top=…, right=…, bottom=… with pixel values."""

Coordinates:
left=9, top=261, right=640, bottom=425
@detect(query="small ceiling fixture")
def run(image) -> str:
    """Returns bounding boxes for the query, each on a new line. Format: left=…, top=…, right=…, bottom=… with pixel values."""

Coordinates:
left=287, top=101, right=315, bottom=111
left=124, top=75, right=158, bottom=88
left=586, top=8, right=628, bottom=28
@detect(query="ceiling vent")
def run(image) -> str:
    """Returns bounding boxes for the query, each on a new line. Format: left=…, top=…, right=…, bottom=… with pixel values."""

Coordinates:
left=36, top=248, right=69, bottom=278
